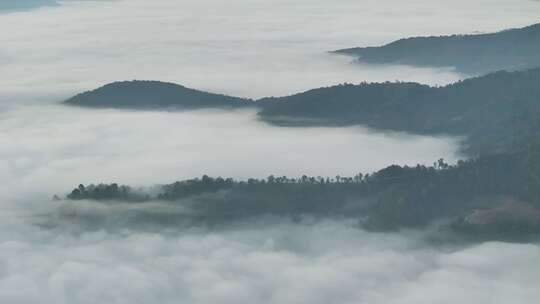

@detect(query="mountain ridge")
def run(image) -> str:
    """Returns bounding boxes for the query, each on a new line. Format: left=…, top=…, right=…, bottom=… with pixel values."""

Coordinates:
left=64, top=80, right=253, bottom=110
left=333, top=23, right=540, bottom=74
left=63, top=68, right=540, bottom=156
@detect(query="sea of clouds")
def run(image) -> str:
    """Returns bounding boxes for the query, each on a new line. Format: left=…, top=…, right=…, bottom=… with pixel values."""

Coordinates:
left=0, top=105, right=463, bottom=204
left=1, top=0, right=539, bottom=100
left=1, top=0, right=540, bottom=303
left=1, top=216, right=539, bottom=304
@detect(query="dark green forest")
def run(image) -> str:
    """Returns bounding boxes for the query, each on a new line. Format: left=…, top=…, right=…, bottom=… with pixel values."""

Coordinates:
left=64, top=68, right=540, bottom=156
left=66, top=142, right=540, bottom=240
left=65, top=80, right=253, bottom=109
left=334, top=23, right=540, bottom=74
left=259, top=68, right=540, bottom=155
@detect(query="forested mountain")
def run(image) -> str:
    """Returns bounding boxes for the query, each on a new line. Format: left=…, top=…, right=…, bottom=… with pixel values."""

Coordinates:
left=64, top=68, right=540, bottom=156
left=60, top=69, right=540, bottom=241
left=258, top=68, right=540, bottom=155
left=334, top=23, right=540, bottom=74
left=64, top=80, right=252, bottom=109
left=65, top=143, right=540, bottom=241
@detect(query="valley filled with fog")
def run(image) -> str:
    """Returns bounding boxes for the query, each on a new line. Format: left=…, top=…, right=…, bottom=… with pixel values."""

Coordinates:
left=1, top=0, right=540, bottom=303
left=0, top=105, right=462, bottom=200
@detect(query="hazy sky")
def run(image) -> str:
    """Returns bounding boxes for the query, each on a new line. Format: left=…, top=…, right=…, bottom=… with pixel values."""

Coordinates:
left=1, top=1, right=540, bottom=303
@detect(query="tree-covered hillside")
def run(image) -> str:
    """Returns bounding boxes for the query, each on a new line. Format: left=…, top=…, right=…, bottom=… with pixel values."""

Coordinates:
left=65, top=143, right=540, bottom=241
left=334, top=23, right=540, bottom=74
left=259, top=68, right=540, bottom=155
left=64, top=80, right=252, bottom=109
left=63, top=69, right=540, bottom=156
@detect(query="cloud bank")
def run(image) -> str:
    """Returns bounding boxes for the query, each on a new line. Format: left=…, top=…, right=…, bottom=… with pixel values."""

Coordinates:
left=1, top=0, right=539, bottom=100
left=0, top=104, right=462, bottom=207
left=1, top=217, right=539, bottom=304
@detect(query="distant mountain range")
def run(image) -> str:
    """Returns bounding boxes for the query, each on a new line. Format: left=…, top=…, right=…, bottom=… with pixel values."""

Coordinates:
left=63, top=23, right=540, bottom=156
left=61, top=71, right=540, bottom=241
left=334, top=23, right=540, bottom=74
left=61, top=71, right=540, bottom=240
left=65, top=68, right=540, bottom=156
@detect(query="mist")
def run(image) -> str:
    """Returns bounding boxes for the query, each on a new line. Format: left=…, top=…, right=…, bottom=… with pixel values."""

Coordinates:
left=1, top=215, right=539, bottom=303
left=0, top=104, right=461, bottom=206
left=1, top=103, right=537, bottom=303
left=2, top=0, right=540, bottom=100
left=2, top=0, right=540, bottom=302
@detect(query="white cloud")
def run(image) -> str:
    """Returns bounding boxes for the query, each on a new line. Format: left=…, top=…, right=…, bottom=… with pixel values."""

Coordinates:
left=1, top=0, right=539, bottom=99
left=0, top=217, right=539, bottom=304
left=0, top=104, right=462, bottom=207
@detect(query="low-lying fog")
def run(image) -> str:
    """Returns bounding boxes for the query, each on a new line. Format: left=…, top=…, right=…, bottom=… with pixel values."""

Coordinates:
left=2, top=104, right=539, bottom=303
left=2, top=0, right=540, bottom=302
left=0, top=105, right=461, bottom=204
left=1, top=217, right=539, bottom=303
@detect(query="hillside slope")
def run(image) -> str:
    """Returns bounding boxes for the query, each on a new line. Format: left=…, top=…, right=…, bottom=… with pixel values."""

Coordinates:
left=334, top=23, right=540, bottom=74
left=64, top=80, right=252, bottom=109
left=258, top=68, right=540, bottom=155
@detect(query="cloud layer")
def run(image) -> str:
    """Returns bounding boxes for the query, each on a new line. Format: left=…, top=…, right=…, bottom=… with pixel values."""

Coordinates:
left=1, top=217, right=539, bottom=304
left=0, top=104, right=462, bottom=206
left=1, top=0, right=539, bottom=100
